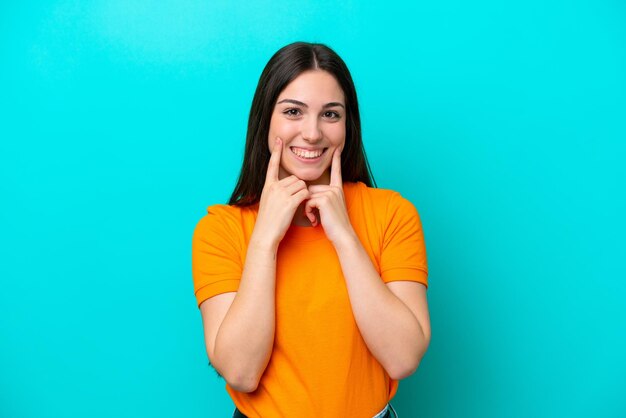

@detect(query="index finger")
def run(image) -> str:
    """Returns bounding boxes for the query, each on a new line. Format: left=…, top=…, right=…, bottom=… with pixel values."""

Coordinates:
left=330, top=147, right=342, bottom=187
left=266, top=137, right=282, bottom=184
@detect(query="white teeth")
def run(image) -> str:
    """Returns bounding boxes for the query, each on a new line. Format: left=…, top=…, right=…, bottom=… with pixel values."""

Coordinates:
left=291, top=147, right=324, bottom=159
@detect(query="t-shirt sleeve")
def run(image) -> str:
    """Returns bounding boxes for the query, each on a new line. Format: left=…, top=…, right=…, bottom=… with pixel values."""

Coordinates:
left=191, top=205, right=243, bottom=308
left=380, top=192, right=428, bottom=287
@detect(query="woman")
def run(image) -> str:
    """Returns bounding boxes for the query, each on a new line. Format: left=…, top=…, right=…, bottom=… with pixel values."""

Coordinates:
left=192, top=42, right=430, bottom=418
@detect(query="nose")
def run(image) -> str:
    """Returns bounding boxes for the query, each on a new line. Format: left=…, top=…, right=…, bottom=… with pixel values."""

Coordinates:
left=301, top=116, right=323, bottom=143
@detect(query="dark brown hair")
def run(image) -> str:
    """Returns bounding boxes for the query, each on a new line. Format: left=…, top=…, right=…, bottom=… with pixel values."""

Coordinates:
left=229, top=42, right=375, bottom=206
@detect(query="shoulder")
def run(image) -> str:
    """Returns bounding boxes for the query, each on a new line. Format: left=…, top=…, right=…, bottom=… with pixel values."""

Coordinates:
left=346, top=181, right=417, bottom=217
left=193, top=203, right=258, bottom=241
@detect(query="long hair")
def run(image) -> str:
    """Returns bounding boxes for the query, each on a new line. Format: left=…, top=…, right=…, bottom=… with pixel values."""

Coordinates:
left=229, top=42, right=375, bottom=206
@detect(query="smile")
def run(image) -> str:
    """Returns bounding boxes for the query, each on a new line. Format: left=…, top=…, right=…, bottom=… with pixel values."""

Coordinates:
left=290, top=147, right=327, bottom=160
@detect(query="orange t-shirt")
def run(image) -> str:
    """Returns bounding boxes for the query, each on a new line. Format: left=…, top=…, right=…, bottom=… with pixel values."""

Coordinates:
left=192, top=181, right=428, bottom=418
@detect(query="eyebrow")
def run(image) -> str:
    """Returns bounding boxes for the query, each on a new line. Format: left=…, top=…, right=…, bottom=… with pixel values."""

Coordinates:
left=276, top=99, right=345, bottom=109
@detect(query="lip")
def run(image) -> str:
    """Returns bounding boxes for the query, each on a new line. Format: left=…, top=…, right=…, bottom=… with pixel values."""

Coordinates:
left=289, top=146, right=328, bottom=163
left=290, top=146, right=326, bottom=152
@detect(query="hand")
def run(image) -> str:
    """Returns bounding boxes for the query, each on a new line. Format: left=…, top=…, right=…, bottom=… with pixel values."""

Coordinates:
left=252, top=138, right=310, bottom=248
left=304, top=148, right=355, bottom=244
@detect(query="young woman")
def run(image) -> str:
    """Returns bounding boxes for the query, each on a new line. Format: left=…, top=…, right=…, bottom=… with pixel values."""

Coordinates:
left=192, top=42, right=431, bottom=418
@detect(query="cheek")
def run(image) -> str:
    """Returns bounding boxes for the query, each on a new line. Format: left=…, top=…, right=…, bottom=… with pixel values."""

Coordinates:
left=328, top=124, right=346, bottom=147
left=268, top=117, right=298, bottom=142
left=267, top=115, right=282, bottom=149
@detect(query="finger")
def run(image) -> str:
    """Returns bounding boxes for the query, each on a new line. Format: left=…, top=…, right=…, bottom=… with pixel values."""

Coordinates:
left=278, top=175, right=300, bottom=187
left=292, top=188, right=311, bottom=208
left=285, top=178, right=307, bottom=195
left=307, top=212, right=318, bottom=227
left=304, top=198, right=319, bottom=227
left=265, top=137, right=282, bottom=184
left=330, top=147, right=342, bottom=187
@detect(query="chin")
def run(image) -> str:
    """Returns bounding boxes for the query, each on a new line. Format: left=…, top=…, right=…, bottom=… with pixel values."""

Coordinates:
left=296, top=173, right=324, bottom=182
left=288, top=168, right=328, bottom=183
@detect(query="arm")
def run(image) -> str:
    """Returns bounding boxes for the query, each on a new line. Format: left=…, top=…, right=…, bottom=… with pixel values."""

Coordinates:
left=333, top=235, right=431, bottom=380
left=304, top=149, right=430, bottom=379
left=200, top=239, right=278, bottom=392
left=197, top=137, right=309, bottom=392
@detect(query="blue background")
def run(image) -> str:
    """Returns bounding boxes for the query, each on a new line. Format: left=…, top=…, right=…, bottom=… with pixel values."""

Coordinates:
left=1, top=1, right=625, bottom=417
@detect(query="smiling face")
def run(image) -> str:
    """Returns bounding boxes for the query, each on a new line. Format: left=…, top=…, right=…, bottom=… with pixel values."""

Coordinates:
left=268, top=70, right=346, bottom=185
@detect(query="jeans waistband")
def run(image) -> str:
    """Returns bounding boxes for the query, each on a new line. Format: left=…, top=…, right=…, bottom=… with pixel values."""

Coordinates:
left=373, top=403, right=390, bottom=418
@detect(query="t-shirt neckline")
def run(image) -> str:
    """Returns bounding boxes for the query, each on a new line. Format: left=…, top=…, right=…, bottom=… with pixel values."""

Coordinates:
left=280, top=181, right=361, bottom=243
left=282, top=223, right=328, bottom=242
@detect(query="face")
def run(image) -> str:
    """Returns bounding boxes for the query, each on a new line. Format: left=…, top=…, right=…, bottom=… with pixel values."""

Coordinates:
left=268, top=70, right=346, bottom=185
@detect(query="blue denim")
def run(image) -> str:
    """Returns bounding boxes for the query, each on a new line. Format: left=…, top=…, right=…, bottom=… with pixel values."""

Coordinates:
left=231, top=408, right=246, bottom=418
left=373, top=403, right=399, bottom=418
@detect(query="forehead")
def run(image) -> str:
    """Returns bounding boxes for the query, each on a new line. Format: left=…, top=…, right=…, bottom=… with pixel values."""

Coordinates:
left=277, top=70, right=345, bottom=103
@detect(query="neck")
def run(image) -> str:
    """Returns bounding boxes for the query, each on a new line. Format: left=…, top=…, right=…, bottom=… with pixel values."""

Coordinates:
left=291, top=202, right=315, bottom=227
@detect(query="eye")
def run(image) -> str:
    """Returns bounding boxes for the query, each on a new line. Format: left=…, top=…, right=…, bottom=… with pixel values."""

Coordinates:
left=323, top=110, right=341, bottom=120
left=283, top=108, right=302, bottom=117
